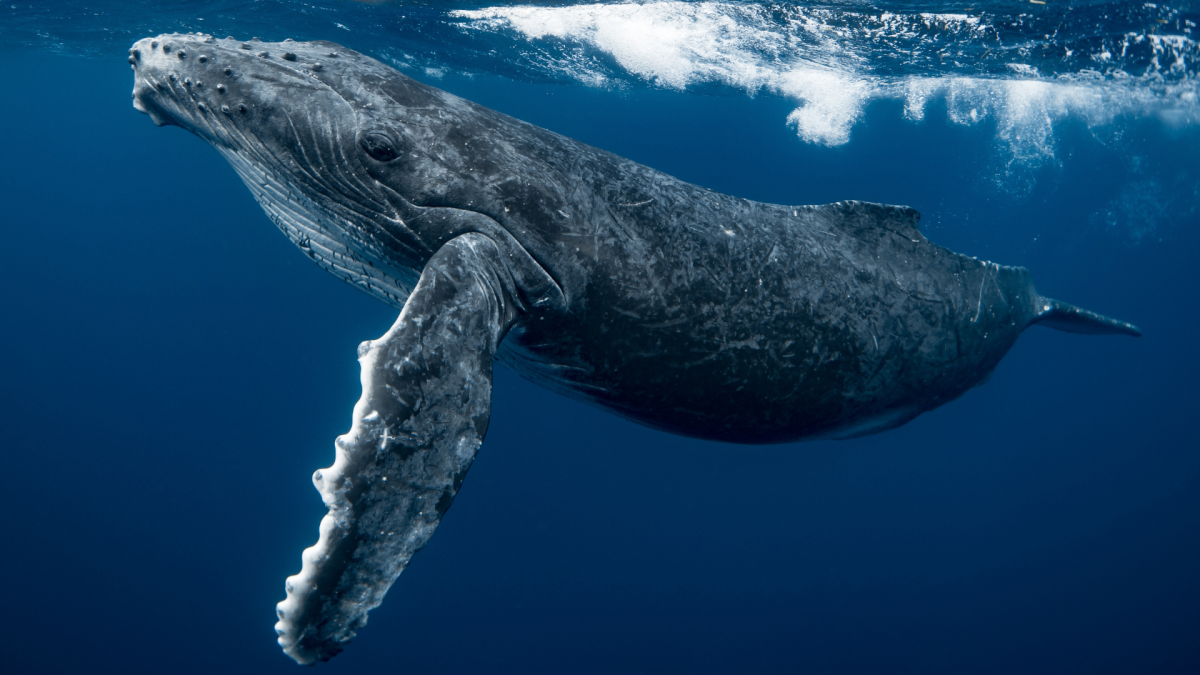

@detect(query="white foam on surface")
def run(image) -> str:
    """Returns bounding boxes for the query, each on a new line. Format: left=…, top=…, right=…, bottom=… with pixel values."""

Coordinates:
left=454, top=2, right=1200, bottom=157
left=779, top=69, right=871, bottom=146
left=456, top=2, right=871, bottom=146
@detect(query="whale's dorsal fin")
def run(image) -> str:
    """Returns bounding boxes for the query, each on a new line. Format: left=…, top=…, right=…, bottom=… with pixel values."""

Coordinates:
left=812, top=200, right=925, bottom=244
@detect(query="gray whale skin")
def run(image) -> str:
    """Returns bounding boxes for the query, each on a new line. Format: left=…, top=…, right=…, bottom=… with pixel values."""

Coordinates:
left=128, top=34, right=1140, bottom=664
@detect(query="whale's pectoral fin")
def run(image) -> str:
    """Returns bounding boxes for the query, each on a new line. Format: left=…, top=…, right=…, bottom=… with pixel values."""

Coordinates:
left=275, top=233, right=517, bottom=664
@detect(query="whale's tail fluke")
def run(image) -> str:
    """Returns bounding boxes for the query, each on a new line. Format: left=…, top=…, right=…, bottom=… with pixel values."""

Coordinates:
left=1030, top=297, right=1142, bottom=337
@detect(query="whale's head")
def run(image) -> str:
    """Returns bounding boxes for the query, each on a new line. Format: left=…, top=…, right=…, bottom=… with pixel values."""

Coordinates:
left=129, top=33, right=446, bottom=307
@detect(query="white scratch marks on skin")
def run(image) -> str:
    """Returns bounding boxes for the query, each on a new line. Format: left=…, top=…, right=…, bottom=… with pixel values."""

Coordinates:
left=617, top=198, right=654, bottom=207
left=756, top=243, right=779, bottom=276
left=971, top=262, right=996, bottom=323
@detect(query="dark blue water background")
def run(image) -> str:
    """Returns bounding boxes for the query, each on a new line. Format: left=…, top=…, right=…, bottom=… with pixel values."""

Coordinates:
left=1, top=1, right=1198, bottom=672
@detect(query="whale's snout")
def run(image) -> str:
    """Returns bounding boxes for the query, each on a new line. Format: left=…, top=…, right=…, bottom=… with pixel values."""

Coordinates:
left=128, top=42, right=168, bottom=126
left=128, top=35, right=210, bottom=129
left=128, top=33, right=262, bottom=134
left=129, top=33, right=338, bottom=144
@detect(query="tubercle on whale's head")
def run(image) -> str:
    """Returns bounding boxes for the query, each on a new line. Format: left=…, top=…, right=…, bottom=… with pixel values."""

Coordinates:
left=127, top=33, right=440, bottom=193
left=129, top=34, right=336, bottom=145
left=128, top=33, right=431, bottom=272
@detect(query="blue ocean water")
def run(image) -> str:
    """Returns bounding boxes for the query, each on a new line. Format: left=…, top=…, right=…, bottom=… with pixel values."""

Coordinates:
left=1, top=1, right=1198, bottom=672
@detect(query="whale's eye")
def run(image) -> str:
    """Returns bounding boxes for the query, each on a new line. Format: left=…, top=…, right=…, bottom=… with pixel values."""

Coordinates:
left=359, top=131, right=400, bottom=162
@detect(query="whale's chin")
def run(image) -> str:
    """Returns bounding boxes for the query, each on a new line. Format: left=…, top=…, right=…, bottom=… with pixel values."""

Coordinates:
left=131, top=93, right=171, bottom=127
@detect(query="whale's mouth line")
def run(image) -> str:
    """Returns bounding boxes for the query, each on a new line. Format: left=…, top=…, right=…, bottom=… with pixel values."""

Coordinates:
left=130, top=64, right=240, bottom=146
left=131, top=74, right=186, bottom=128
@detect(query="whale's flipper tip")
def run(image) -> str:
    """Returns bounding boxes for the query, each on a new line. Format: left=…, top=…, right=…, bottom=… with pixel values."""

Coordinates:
left=1031, top=297, right=1142, bottom=337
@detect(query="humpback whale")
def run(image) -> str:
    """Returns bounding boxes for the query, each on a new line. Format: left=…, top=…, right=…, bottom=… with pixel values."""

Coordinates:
left=128, top=34, right=1140, bottom=664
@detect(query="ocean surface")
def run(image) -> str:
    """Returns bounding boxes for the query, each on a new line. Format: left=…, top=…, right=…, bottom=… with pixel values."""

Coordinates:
left=1, top=1, right=1198, bottom=672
